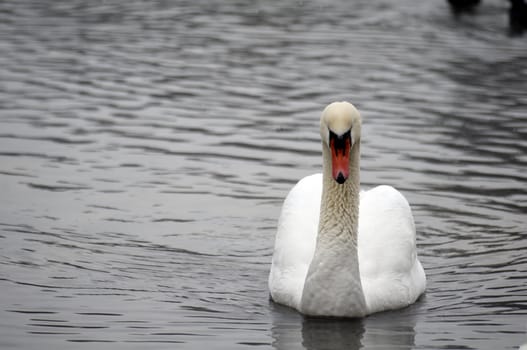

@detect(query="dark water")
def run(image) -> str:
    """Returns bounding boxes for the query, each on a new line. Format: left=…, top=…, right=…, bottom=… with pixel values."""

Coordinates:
left=1, top=0, right=526, bottom=349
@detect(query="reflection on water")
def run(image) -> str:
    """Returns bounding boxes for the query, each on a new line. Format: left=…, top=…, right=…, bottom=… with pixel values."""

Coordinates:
left=271, top=301, right=421, bottom=350
left=301, top=318, right=365, bottom=350
left=1, top=0, right=527, bottom=349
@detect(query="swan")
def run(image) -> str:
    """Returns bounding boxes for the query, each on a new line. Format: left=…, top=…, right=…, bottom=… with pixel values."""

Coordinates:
left=268, top=101, right=426, bottom=317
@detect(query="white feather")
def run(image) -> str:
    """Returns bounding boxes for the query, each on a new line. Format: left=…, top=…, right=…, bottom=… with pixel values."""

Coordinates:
left=269, top=174, right=426, bottom=315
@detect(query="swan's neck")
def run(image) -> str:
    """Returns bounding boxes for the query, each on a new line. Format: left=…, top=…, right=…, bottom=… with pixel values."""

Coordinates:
left=300, top=142, right=367, bottom=317
left=320, top=142, right=360, bottom=243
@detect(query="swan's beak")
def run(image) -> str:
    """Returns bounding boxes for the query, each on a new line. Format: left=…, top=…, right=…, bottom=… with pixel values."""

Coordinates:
left=329, top=131, right=351, bottom=184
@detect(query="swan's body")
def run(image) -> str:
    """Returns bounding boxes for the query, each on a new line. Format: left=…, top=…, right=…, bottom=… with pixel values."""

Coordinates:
left=268, top=102, right=426, bottom=317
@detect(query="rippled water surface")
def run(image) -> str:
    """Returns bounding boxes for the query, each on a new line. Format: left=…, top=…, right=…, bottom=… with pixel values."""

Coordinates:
left=1, top=0, right=526, bottom=349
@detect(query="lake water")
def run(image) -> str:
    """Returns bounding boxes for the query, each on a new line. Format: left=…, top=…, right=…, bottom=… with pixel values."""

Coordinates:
left=1, top=0, right=526, bottom=349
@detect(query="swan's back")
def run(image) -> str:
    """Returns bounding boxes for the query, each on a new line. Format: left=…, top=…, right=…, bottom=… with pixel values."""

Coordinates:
left=358, top=185, right=426, bottom=313
left=269, top=177, right=426, bottom=314
left=268, top=174, right=321, bottom=310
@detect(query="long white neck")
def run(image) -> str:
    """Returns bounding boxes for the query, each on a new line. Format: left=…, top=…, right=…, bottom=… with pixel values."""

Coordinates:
left=319, top=141, right=361, bottom=245
left=300, top=141, right=366, bottom=317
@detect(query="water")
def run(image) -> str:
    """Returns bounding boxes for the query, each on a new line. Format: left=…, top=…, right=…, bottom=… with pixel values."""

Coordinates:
left=0, top=0, right=526, bottom=349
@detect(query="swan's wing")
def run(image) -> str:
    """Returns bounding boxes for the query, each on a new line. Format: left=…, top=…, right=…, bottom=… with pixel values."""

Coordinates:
left=269, top=173, right=322, bottom=310
left=358, top=185, right=426, bottom=313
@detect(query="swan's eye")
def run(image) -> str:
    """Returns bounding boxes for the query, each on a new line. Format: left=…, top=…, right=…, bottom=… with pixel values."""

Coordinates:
left=329, top=129, right=352, bottom=154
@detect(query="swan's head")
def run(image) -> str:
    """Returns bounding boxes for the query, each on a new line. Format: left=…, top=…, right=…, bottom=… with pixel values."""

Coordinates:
left=320, top=101, right=362, bottom=184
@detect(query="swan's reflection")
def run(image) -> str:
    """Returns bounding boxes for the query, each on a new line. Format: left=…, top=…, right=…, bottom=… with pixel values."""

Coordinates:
left=360, top=309, right=418, bottom=349
left=301, top=317, right=364, bottom=350
left=271, top=300, right=421, bottom=350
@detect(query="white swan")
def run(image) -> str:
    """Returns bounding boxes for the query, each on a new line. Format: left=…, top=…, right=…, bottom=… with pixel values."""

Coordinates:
left=268, top=101, right=426, bottom=317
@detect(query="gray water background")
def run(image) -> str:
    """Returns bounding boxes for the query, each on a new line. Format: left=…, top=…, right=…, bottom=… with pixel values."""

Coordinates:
left=1, top=0, right=526, bottom=349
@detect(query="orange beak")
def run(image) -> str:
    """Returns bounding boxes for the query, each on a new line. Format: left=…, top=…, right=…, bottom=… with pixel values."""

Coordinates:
left=330, top=131, right=351, bottom=184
